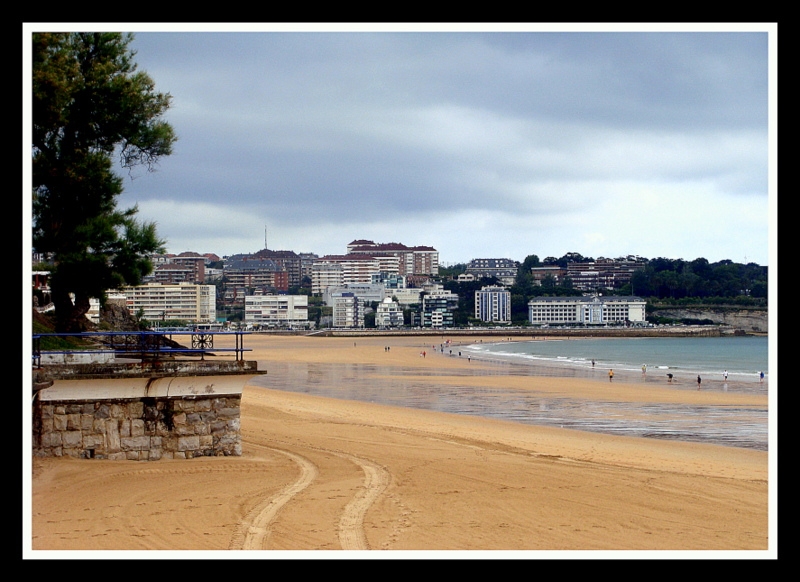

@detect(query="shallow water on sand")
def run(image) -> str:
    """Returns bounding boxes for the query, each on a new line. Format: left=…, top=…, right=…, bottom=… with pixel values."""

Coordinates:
left=249, top=358, right=768, bottom=451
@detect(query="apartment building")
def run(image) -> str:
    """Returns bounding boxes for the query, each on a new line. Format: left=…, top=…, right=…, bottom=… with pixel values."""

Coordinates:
left=347, top=240, right=439, bottom=276
left=322, top=283, right=386, bottom=307
left=527, top=295, right=646, bottom=326
left=253, top=249, right=302, bottom=288
left=529, top=266, right=567, bottom=286
left=330, top=291, right=364, bottom=328
left=224, top=256, right=289, bottom=292
left=311, top=261, right=344, bottom=295
left=565, top=258, right=646, bottom=291
left=420, top=283, right=459, bottom=328
left=466, top=258, right=518, bottom=286
left=171, top=252, right=207, bottom=283
left=475, top=286, right=512, bottom=323
left=123, top=283, right=216, bottom=323
left=312, top=254, right=381, bottom=295
left=245, top=294, right=309, bottom=328
left=375, top=297, right=405, bottom=328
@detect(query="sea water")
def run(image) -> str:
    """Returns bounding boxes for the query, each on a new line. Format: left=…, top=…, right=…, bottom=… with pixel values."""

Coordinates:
left=463, top=335, right=768, bottom=385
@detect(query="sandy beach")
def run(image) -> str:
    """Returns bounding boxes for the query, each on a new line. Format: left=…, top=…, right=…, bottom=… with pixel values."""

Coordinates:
left=28, top=333, right=771, bottom=555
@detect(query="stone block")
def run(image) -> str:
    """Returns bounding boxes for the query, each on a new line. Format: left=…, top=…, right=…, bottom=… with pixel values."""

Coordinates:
left=178, top=435, right=200, bottom=452
left=121, top=436, right=150, bottom=451
left=62, top=431, right=82, bottom=448
left=131, top=419, right=145, bottom=437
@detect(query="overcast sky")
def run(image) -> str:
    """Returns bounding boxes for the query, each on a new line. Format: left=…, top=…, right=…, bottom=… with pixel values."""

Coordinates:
left=28, top=24, right=776, bottom=266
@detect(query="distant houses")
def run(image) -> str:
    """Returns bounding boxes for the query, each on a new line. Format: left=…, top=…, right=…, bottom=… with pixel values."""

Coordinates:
left=33, top=242, right=665, bottom=330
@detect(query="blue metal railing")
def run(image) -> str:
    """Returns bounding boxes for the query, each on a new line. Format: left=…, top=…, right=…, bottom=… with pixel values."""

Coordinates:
left=32, top=330, right=251, bottom=368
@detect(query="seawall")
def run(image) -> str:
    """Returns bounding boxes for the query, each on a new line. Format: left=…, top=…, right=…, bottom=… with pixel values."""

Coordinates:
left=32, top=361, right=262, bottom=461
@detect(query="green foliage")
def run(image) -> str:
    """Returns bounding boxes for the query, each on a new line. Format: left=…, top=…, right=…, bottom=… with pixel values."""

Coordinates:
left=32, top=33, right=176, bottom=332
left=630, top=258, right=767, bottom=304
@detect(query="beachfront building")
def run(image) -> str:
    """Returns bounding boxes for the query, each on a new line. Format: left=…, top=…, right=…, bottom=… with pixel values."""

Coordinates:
left=245, top=294, right=309, bottom=328
left=122, top=282, right=216, bottom=323
left=527, top=295, right=647, bottom=326
left=420, top=283, right=459, bottom=328
left=331, top=291, right=365, bottom=328
left=375, top=297, right=405, bottom=328
left=475, top=286, right=512, bottom=323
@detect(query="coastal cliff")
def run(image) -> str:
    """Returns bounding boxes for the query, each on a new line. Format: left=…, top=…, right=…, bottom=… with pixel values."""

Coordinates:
left=650, top=307, right=767, bottom=333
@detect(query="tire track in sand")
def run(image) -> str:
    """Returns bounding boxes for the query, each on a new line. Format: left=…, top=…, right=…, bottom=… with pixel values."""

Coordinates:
left=229, top=447, right=318, bottom=550
left=336, top=453, right=390, bottom=550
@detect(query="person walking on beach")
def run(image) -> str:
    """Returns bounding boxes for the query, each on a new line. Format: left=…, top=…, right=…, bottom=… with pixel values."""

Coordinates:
left=592, top=359, right=595, bottom=368
left=667, top=373, right=673, bottom=383
left=608, top=369, right=614, bottom=382
left=723, top=370, right=728, bottom=381
left=760, top=371, right=765, bottom=383
left=697, top=375, right=702, bottom=390
left=642, top=364, right=647, bottom=376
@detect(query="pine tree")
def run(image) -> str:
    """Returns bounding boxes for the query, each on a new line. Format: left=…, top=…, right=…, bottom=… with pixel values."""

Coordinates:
left=32, top=33, right=176, bottom=331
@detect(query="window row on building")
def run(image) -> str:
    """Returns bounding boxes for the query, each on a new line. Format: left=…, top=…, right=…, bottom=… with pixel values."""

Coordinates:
left=527, top=296, right=646, bottom=325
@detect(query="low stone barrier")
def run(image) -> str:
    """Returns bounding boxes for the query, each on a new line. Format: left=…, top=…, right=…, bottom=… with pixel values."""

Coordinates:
left=32, top=374, right=257, bottom=461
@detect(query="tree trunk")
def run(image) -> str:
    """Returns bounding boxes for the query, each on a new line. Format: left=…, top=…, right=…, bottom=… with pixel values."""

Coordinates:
left=52, top=289, right=92, bottom=333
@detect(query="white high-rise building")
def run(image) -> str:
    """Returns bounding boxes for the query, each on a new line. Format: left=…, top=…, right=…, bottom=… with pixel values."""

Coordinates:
left=123, top=283, right=216, bottom=323
left=245, top=294, right=309, bottom=328
left=475, top=286, right=512, bottom=323
left=331, top=292, right=364, bottom=328
left=375, top=297, right=404, bottom=328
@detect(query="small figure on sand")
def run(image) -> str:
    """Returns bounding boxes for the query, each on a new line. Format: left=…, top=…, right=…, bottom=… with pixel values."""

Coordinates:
left=592, top=359, right=595, bottom=368
left=608, top=369, right=614, bottom=382
left=697, top=375, right=702, bottom=390
left=723, top=369, right=728, bottom=381
left=642, top=364, right=647, bottom=375
left=666, top=373, right=673, bottom=383
left=759, top=371, right=765, bottom=383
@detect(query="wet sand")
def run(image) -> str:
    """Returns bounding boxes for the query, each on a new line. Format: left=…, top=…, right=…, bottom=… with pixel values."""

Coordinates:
left=28, top=334, right=771, bottom=555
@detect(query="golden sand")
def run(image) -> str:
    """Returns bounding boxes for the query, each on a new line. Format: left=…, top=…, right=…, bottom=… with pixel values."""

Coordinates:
left=29, top=334, right=770, bottom=554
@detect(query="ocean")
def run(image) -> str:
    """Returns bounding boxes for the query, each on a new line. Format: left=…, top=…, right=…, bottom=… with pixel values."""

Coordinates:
left=463, top=335, right=768, bottom=386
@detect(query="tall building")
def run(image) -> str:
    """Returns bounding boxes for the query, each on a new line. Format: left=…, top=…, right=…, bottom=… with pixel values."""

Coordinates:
left=312, top=254, right=381, bottom=295
left=311, top=261, right=343, bottom=295
left=527, top=295, right=646, bottom=325
left=171, top=252, right=207, bottom=283
left=347, top=240, right=439, bottom=276
left=475, top=286, right=512, bottom=323
left=254, top=249, right=302, bottom=288
left=375, top=297, right=404, bottom=328
left=420, top=283, right=459, bottom=328
left=123, top=283, right=216, bottom=323
left=224, top=255, right=289, bottom=292
left=331, top=291, right=364, bottom=328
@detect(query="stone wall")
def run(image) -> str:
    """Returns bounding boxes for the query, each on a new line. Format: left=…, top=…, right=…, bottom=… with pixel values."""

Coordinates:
left=32, top=393, right=242, bottom=460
